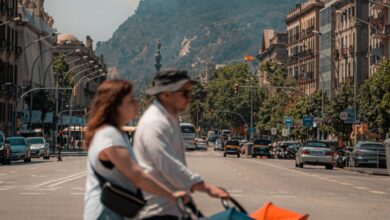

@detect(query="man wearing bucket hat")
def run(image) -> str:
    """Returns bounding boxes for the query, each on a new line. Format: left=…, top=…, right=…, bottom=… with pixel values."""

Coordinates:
left=134, top=69, right=229, bottom=220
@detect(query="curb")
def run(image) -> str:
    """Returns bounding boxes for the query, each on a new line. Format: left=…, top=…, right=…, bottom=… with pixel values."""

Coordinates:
left=49, top=152, right=87, bottom=157
left=343, top=168, right=389, bottom=176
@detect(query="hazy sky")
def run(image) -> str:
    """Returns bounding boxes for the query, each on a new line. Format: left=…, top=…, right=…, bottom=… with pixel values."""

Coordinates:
left=44, top=0, right=140, bottom=45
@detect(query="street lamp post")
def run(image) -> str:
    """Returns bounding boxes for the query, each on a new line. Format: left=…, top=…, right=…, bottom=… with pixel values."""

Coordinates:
left=155, top=39, right=162, bottom=72
left=42, top=49, right=81, bottom=84
left=28, top=42, right=68, bottom=129
left=63, top=60, right=94, bottom=84
left=0, top=17, right=21, bottom=26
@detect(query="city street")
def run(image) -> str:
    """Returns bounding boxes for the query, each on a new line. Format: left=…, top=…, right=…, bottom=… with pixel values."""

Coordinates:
left=0, top=149, right=389, bottom=220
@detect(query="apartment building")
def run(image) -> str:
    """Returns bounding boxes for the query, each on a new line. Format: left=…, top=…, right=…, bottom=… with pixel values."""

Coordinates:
left=368, top=0, right=390, bottom=76
left=0, top=0, right=19, bottom=135
left=333, top=0, right=369, bottom=86
left=286, top=0, right=324, bottom=95
left=257, top=29, right=288, bottom=86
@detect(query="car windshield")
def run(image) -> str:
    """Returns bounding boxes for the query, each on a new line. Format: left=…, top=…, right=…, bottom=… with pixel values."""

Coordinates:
left=8, top=138, right=26, bottom=145
left=181, top=126, right=195, bottom=133
left=27, top=138, right=44, bottom=144
left=360, top=144, right=384, bottom=149
left=305, top=141, right=329, bottom=148
left=226, top=140, right=239, bottom=146
left=254, top=139, right=271, bottom=145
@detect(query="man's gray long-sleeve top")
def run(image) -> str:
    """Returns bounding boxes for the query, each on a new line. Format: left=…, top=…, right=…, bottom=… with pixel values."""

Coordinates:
left=133, top=100, right=204, bottom=218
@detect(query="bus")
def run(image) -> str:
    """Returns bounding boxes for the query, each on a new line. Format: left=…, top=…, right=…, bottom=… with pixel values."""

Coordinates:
left=180, top=122, right=196, bottom=150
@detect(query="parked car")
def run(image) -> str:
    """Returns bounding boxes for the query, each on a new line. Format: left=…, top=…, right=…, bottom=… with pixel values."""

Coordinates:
left=349, top=142, right=386, bottom=167
left=194, top=138, right=208, bottom=151
left=8, top=137, right=31, bottom=162
left=26, top=137, right=50, bottom=159
left=223, top=140, right=241, bottom=158
left=214, top=139, right=224, bottom=151
left=0, top=132, right=11, bottom=165
left=295, top=140, right=334, bottom=169
left=252, top=139, right=272, bottom=158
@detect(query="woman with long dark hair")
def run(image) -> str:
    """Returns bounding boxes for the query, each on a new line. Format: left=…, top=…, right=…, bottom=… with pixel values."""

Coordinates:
left=83, top=80, right=187, bottom=220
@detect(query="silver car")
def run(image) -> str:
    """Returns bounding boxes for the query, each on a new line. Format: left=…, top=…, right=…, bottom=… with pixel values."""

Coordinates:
left=195, top=138, right=208, bottom=151
left=349, top=142, right=386, bottom=167
left=26, top=137, right=50, bottom=159
left=295, top=140, right=334, bottom=169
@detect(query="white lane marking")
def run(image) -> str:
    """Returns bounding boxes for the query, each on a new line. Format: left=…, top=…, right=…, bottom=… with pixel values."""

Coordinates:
left=70, top=193, right=85, bottom=195
left=271, top=195, right=295, bottom=198
left=48, top=173, right=87, bottom=187
left=34, top=188, right=57, bottom=191
left=370, top=191, right=387, bottom=195
left=20, top=193, right=44, bottom=195
left=0, top=181, right=3, bottom=183
left=338, top=182, right=352, bottom=186
left=0, top=173, right=6, bottom=176
left=55, top=170, right=68, bottom=172
left=31, top=171, right=87, bottom=188
left=9, top=171, right=16, bottom=174
left=0, top=188, right=10, bottom=191
left=354, top=186, right=369, bottom=190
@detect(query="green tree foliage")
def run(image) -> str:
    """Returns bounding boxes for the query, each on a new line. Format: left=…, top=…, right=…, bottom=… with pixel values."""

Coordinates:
left=52, top=55, right=70, bottom=86
left=256, top=61, right=296, bottom=138
left=358, top=60, right=390, bottom=136
left=189, top=63, right=264, bottom=132
left=325, top=82, right=354, bottom=141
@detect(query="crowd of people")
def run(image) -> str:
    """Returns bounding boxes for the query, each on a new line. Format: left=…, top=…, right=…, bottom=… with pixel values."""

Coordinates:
left=83, top=69, right=230, bottom=220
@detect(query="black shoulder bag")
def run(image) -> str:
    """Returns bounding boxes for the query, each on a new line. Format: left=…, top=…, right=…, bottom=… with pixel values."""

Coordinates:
left=90, top=164, right=146, bottom=218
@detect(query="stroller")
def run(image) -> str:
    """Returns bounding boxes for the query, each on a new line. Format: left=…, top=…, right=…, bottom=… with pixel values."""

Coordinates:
left=178, top=197, right=308, bottom=220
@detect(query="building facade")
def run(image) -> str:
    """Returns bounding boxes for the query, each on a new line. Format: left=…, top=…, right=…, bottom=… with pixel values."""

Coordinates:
left=319, top=0, right=340, bottom=98
left=368, top=0, right=390, bottom=76
left=286, top=0, right=324, bottom=95
left=257, top=29, right=288, bottom=86
left=0, top=0, right=19, bottom=135
left=333, top=0, right=369, bottom=87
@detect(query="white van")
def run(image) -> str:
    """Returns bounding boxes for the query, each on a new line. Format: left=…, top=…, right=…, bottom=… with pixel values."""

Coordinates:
left=180, top=122, right=196, bottom=150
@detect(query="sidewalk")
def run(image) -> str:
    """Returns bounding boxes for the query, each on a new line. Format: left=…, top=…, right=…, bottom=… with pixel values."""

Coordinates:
left=344, top=167, right=389, bottom=176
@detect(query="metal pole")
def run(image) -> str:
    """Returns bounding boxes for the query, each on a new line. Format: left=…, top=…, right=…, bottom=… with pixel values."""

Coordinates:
left=250, top=88, right=253, bottom=141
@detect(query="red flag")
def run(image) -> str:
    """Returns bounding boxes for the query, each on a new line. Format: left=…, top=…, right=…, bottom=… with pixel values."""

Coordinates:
left=244, top=55, right=254, bottom=62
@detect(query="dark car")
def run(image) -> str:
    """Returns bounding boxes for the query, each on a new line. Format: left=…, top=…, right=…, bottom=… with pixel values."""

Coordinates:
left=0, top=132, right=11, bottom=165
left=252, top=139, right=272, bottom=158
left=349, top=142, right=386, bottom=167
left=223, top=140, right=241, bottom=158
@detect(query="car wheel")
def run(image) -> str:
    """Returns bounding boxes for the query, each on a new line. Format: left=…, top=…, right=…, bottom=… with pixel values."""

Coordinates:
left=223, top=153, right=226, bottom=157
left=251, top=154, right=255, bottom=158
left=237, top=153, right=240, bottom=158
left=295, top=161, right=298, bottom=167
left=6, top=158, right=11, bottom=165
left=299, top=162, right=303, bottom=168
left=325, top=165, right=333, bottom=170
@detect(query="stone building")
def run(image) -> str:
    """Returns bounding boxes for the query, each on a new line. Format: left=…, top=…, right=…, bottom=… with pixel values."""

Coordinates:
left=0, top=0, right=19, bottom=135
left=257, top=29, right=288, bottom=86
left=286, top=0, right=325, bottom=95
left=368, top=0, right=389, bottom=76
left=333, top=0, right=369, bottom=86
left=54, top=34, right=106, bottom=125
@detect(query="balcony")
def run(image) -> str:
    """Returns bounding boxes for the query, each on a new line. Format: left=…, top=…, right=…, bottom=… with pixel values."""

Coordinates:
left=370, top=1, right=387, bottom=10
left=371, top=46, right=384, bottom=57
left=369, top=16, right=384, bottom=27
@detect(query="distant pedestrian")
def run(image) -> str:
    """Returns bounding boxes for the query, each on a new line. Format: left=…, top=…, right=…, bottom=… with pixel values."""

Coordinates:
left=83, top=80, right=188, bottom=220
left=134, top=69, right=229, bottom=220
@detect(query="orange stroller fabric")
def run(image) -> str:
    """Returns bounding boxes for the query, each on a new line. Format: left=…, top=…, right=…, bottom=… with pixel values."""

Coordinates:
left=250, top=202, right=309, bottom=220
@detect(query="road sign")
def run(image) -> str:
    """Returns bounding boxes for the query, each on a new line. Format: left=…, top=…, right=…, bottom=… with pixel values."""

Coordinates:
left=314, top=117, right=322, bottom=124
left=282, top=128, right=289, bottom=137
left=302, top=116, right=313, bottom=127
left=340, top=111, right=348, bottom=120
left=271, top=128, right=277, bottom=135
left=342, top=108, right=356, bottom=124
left=284, top=117, right=293, bottom=128
left=249, top=127, right=256, bottom=133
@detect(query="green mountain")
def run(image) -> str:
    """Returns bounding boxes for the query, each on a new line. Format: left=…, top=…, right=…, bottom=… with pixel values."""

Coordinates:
left=95, top=0, right=297, bottom=91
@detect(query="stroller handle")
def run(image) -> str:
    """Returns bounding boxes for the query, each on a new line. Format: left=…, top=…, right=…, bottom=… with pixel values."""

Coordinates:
left=221, top=197, right=248, bottom=214
left=177, top=197, right=205, bottom=219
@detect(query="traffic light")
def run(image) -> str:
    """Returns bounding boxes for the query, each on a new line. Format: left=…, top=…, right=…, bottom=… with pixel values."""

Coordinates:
left=234, top=83, right=240, bottom=94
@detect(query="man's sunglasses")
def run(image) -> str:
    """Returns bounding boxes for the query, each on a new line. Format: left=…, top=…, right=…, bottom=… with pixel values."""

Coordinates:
left=175, top=90, right=192, bottom=99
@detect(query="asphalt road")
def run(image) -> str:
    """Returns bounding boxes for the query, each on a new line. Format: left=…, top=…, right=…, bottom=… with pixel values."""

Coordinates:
left=0, top=148, right=389, bottom=219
